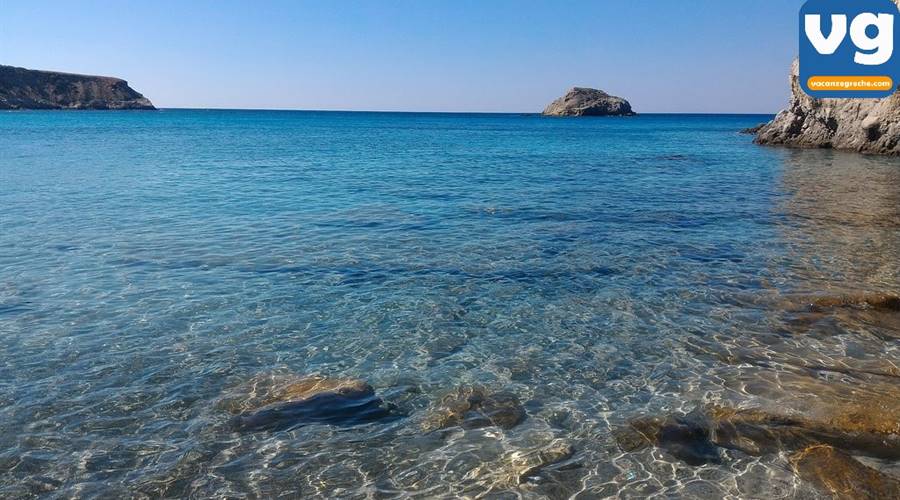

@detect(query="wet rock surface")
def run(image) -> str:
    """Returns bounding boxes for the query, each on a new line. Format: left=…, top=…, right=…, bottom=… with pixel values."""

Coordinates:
left=221, top=374, right=392, bottom=431
left=542, top=87, right=635, bottom=117
left=421, top=386, right=526, bottom=431
left=790, top=445, right=900, bottom=500
left=739, top=123, right=765, bottom=135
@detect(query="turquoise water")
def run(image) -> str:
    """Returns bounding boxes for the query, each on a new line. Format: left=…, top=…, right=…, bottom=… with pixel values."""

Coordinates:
left=1, top=110, right=899, bottom=498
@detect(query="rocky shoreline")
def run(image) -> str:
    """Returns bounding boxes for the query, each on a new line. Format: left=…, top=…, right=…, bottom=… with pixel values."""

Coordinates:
left=754, top=60, right=900, bottom=155
left=754, top=0, right=900, bottom=155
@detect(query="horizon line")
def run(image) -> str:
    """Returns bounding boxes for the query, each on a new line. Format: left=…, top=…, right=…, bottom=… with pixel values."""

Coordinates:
left=140, top=107, right=781, bottom=116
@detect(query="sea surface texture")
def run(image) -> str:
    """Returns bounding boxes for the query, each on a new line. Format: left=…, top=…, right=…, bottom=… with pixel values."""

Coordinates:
left=1, top=110, right=899, bottom=499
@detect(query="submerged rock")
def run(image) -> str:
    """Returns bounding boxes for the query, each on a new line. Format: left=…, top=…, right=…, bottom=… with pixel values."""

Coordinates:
left=770, top=291, right=900, bottom=341
left=231, top=391, right=390, bottom=432
left=613, top=411, right=721, bottom=466
left=421, top=386, right=526, bottom=431
left=616, top=402, right=900, bottom=465
left=222, top=374, right=392, bottom=431
left=507, top=440, right=576, bottom=485
left=790, top=445, right=900, bottom=500
left=805, top=293, right=900, bottom=313
left=705, top=406, right=900, bottom=460
left=0, top=64, right=155, bottom=110
left=542, top=87, right=635, bottom=117
left=775, top=291, right=900, bottom=341
left=448, top=438, right=578, bottom=493
left=731, top=404, right=900, bottom=458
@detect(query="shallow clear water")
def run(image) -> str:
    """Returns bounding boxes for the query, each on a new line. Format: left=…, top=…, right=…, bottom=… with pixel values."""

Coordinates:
left=1, top=110, right=899, bottom=498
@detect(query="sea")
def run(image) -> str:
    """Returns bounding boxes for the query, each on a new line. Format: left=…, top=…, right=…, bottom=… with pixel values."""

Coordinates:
left=1, top=110, right=899, bottom=498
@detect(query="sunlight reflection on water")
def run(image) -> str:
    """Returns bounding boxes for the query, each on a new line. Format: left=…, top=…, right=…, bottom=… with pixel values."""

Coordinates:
left=1, top=111, right=898, bottom=498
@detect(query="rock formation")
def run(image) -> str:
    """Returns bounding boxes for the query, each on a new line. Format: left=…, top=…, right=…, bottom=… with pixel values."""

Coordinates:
left=219, top=374, right=392, bottom=431
left=542, top=87, right=635, bottom=116
left=739, top=124, right=766, bottom=135
left=798, top=292, right=900, bottom=313
left=0, top=64, right=155, bottom=110
left=507, top=440, right=575, bottom=485
left=790, top=445, right=900, bottom=500
left=615, top=400, right=900, bottom=495
left=756, top=0, right=900, bottom=155
left=616, top=401, right=900, bottom=463
left=421, top=386, right=527, bottom=431
left=755, top=60, right=900, bottom=154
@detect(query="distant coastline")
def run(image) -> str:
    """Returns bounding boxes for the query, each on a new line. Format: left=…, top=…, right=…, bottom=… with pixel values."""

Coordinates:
left=0, top=64, right=154, bottom=110
left=1, top=107, right=777, bottom=118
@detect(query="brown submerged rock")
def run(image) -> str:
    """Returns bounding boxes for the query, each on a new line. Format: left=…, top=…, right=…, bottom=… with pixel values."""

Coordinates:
left=790, top=445, right=900, bottom=500
left=721, top=404, right=900, bottom=458
left=220, top=374, right=391, bottom=431
left=808, top=293, right=900, bottom=313
left=218, top=374, right=372, bottom=413
left=706, top=406, right=900, bottom=459
left=0, top=64, right=155, bottom=110
left=616, top=402, right=900, bottom=464
left=542, top=87, right=635, bottom=117
left=507, top=439, right=575, bottom=485
left=613, top=411, right=721, bottom=466
left=775, top=292, right=900, bottom=342
left=421, top=386, right=526, bottom=431
left=264, top=377, right=373, bottom=403
left=775, top=292, right=900, bottom=313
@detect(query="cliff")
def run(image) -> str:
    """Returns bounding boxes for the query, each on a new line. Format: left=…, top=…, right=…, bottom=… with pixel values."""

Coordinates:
left=755, top=60, right=900, bottom=155
left=0, top=65, right=155, bottom=110
left=543, top=87, right=635, bottom=117
left=755, top=0, right=900, bottom=155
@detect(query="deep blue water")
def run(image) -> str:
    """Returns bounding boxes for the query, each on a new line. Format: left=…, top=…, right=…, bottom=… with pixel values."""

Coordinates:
left=1, top=110, right=899, bottom=498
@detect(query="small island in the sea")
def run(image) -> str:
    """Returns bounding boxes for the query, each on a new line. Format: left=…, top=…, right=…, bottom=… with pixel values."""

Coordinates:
left=542, top=87, right=635, bottom=116
left=0, top=64, right=154, bottom=110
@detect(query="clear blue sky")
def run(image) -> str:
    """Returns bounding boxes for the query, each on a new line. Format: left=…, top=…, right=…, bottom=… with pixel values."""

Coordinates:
left=2, top=1, right=804, bottom=113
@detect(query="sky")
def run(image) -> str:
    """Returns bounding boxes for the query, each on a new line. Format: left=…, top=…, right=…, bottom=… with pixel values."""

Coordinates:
left=2, top=0, right=805, bottom=113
